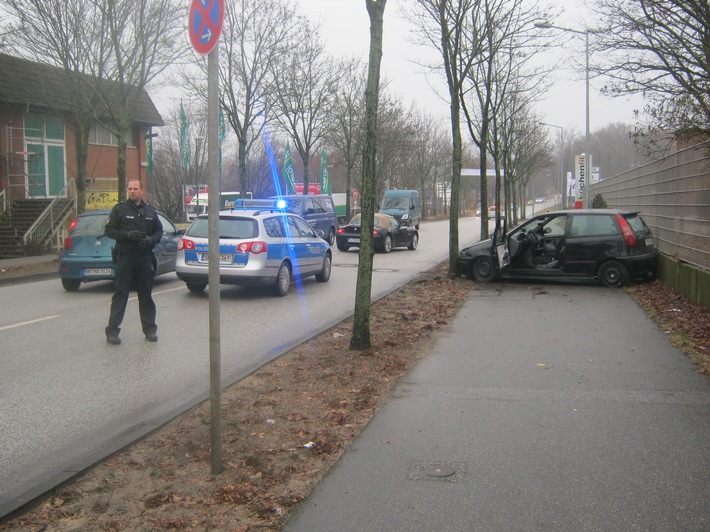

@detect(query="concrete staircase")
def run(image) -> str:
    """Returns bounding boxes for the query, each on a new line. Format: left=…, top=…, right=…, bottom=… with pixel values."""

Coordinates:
left=0, top=199, right=71, bottom=258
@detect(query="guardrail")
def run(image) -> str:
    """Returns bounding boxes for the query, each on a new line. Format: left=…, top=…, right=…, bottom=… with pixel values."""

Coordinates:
left=24, top=178, right=77, bottom=249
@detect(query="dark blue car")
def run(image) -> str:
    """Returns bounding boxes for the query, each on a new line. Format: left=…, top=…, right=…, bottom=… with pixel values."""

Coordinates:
left=59, top=210, right=182, bottom=291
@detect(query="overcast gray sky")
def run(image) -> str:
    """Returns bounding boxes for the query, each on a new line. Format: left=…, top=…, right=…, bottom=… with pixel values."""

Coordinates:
left=296, top=0, right=645, bottom=137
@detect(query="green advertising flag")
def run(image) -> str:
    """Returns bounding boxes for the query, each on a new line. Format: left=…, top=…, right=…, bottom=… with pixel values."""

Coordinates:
left=145, top=127, right=153, bottom=174
left=283, top=143, right=296, bottom=194
left=320, top=148, right=330, bottom=194
left=179, top=100, right=189, bottom=169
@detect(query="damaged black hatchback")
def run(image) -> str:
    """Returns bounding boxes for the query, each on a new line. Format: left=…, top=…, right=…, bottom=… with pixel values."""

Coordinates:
left=458, top=209, right=657, bottom=287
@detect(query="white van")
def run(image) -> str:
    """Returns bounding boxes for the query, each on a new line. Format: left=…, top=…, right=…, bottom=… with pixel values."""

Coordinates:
left=187, top=191, right=253, bottom=221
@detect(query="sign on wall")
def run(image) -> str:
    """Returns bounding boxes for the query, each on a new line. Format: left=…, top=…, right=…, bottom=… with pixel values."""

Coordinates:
left=85, top=191, right=119, bottom=210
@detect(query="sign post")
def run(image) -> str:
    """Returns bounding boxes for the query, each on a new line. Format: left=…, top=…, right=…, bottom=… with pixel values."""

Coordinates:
left=574, top=154, right=587, bottom=210
left=189, top=0, right=224, bottom=474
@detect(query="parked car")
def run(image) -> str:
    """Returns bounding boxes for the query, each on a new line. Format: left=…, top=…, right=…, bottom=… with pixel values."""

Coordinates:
left=59, top=210, right=182, bottom=291
left=336, top=213, right=419, bottom=253
left=268, top=195, right=338, bottom=246
left=458, top=209, right=657, bottom=287
left=175, top=207, right=332, bottom=296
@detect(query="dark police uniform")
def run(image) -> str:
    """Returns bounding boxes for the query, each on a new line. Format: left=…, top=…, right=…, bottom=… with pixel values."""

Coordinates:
left=104, top=199, right=163, bottom=341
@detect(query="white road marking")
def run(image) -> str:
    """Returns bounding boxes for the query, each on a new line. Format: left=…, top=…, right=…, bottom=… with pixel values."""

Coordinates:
left=0, top=315, right=60, bottom=331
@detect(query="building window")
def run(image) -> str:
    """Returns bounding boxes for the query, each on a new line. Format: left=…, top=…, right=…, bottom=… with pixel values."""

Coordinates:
left=24, top=112, right=65, bottom=141
left=89, top=123, right=136, bottom=147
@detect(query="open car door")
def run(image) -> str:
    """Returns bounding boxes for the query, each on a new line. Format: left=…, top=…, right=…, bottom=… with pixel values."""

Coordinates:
left=492, top=219, right=510, bottom=272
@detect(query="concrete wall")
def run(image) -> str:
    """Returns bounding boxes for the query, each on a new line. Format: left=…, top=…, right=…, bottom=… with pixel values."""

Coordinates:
left=657, top=252, right=710, bottom=311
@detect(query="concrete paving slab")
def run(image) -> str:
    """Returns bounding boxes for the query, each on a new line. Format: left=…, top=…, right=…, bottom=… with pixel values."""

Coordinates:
left=285, top=283, right=710, bottom=532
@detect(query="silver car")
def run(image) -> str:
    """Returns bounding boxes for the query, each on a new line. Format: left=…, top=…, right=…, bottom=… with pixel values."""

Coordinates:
left=175, top=208, right=332, bottom=296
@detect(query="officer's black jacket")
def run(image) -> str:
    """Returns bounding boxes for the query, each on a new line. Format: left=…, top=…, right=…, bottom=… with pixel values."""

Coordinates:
left=105, top=199, right=163, bottom=256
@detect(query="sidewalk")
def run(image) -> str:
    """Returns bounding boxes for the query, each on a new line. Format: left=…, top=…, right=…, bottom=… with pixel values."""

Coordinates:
left=0, top=254, right=58, bottom=269
left=0, top=254, right=59, bottom=285
left=285, top=283, right=710, bottom=531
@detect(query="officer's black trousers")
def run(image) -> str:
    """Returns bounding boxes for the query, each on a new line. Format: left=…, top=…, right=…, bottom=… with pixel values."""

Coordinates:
left=106, top=253, right=156, bottom=337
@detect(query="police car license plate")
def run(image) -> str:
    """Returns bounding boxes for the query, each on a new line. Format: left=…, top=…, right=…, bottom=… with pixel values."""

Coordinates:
left=348, top=238, right=360, bottom=243
left=83, top=268, right=112, bottom=276
left=199, top=253, right=233, bottom=264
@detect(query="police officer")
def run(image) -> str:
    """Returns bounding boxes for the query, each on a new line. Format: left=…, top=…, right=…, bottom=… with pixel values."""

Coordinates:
left=104, top=178, right=163, bottom=345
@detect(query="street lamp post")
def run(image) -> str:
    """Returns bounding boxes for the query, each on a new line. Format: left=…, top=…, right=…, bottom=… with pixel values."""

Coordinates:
left=540, top=122, right=565, bottom=209
left=536, top=21, right=590, bottom=208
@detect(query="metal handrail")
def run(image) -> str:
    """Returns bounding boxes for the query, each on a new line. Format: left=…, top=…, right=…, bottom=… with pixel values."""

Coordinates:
left=24, top=178, right=77, bottom=246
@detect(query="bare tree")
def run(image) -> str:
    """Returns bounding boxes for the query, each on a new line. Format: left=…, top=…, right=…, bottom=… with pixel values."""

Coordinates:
left=213, top=0, right=300, bottom=198
left=350, top=0, right=387, bottom=351
left=498, top=104, right=550, bottom=222
left=407, top=0, right=479, bottom=278
left=407, top=109, right=450, bottom=218
left=269, top=25, right=339, bottom=193
left=459, top=0, right=552, bottom=237
left=372, top=96, right=417, bottom=198
left=592, top=0, right=710, bottom=149
left=329, top=58, right=368, bottom=216
left=150, top=103, right=207, bottom=222
left=2, top=0, right=106, bottom=212
left=92, top=0, right=186, bottom=201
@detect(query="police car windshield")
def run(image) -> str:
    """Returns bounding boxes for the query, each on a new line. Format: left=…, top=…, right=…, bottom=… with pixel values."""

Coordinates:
left=186, top=217, right=259, bottom=239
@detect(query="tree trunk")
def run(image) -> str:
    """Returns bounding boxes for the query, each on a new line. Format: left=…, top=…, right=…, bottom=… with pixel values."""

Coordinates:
left=117, top=131, right=127, bottom=202
left=448, top=97, right=462, bottom=278
left=350, top=0, right=387, bottom=351
left=73, top=123, right=90, bottom=214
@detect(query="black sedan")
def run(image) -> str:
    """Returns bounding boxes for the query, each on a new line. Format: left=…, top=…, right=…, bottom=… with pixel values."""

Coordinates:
left=337, top=213, right=419, bottom=253
left=458, top=209, right=657, bottom=287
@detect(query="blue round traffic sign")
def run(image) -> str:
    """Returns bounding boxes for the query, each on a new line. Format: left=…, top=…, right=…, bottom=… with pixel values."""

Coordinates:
left=189, top=0, right=224, bottom=55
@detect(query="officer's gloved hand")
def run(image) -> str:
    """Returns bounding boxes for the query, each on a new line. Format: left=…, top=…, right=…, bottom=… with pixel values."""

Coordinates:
left=139, top=236, right=154, bottom=248
left=126, top=230, right=143, bottom=241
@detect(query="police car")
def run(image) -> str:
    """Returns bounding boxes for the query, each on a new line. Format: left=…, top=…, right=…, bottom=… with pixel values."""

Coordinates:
left=175, top=201, right=332, bottom=296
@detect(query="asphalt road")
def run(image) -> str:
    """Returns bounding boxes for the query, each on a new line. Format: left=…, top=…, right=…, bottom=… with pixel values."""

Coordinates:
left=0, top=216, right=483, bottom=517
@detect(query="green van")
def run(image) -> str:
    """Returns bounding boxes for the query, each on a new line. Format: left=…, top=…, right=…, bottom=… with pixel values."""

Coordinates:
left=379, top=190, right=421, bottom=229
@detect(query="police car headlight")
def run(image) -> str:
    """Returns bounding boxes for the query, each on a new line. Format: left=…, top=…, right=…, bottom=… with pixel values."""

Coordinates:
left=401, top=213, right=409, bottom=220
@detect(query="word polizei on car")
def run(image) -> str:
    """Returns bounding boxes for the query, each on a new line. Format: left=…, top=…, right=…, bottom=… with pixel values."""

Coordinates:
left=175, top=203, right=332, bottom=296
left=458, top=209, right=657, bottom=287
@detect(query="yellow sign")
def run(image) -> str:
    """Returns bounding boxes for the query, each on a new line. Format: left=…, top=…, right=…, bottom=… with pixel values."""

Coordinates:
left=85, top=191, right=119, bottom=210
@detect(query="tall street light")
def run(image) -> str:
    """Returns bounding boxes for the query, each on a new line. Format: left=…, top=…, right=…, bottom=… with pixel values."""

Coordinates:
left=540, top=122, right=566, bottom=209
left=536, top=21, right=590, bottom=208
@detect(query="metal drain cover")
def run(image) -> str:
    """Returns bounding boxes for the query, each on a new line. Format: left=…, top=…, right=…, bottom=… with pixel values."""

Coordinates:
left=422, top=463, right=456, bottom=477
left=409, top=461, right=466, bottom=482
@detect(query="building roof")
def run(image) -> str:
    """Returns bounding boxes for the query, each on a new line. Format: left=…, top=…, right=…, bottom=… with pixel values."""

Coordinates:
left=0, top=53, right=164, bottom=127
